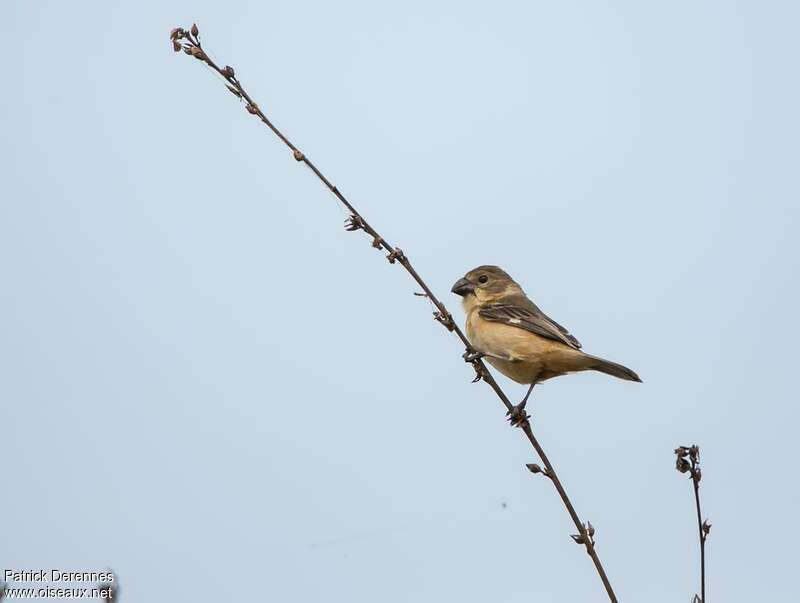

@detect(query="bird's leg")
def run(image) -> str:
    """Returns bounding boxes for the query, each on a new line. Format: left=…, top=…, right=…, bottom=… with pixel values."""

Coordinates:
left=507, top=382, right=535, bottom=427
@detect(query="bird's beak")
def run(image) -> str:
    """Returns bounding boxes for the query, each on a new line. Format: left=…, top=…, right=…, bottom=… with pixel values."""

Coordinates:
left=451, top=277, right=474, bottom=297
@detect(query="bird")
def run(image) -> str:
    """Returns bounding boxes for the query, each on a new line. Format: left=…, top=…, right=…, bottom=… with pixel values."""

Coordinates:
left=450, top=265, right=641, bottom=423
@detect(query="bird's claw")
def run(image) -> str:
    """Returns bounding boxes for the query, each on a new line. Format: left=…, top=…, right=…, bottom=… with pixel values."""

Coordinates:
left=463, top=350, right=486, bottom=382
left=506, top=401, right=530, bottom=427
left=462, top=350, right=485, bottom=363
left=470, top=363, right=485, bottom=383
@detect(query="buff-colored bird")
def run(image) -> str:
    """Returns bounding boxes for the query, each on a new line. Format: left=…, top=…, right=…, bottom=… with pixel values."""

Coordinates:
left=451, top=265, right=640, bottom=420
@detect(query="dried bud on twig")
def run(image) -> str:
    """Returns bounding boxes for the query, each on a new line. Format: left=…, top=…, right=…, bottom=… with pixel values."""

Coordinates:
left=293, top=149, right=305, bottom=162
left=223, top=65, right=235, bottom=78
left=674, top=446, right=690, bottom=458
left=172, top=40, right=182, bottom=52
left=191, top=23, right=199, bottom=37
left=676, top=456, right=691, bottom=474
left=702, top=519, right=711, bottom=537
left=526, top=462, right=551, bottom=478
left=246, top=103, right=259, bottom=115
left=571, top=522, right=596, bottom=547
left=386, top=248, right=405, bottom=264
left=344, top=214, right=364, bottom=232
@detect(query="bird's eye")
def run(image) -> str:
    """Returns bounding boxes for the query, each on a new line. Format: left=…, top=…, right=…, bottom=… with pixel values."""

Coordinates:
left=478, top=275, right=489, bottom=284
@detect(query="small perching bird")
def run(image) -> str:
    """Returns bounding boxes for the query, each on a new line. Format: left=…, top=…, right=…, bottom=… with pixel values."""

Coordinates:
left=451, top=265, right=641, bottom=423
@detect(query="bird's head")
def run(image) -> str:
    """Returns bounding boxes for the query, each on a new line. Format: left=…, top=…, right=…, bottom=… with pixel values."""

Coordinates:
left=451, top=265, right=523, bottom=309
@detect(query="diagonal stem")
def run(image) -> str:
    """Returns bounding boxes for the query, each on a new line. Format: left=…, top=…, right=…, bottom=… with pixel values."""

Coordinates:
left=170, top=25, right=619, bottom=602
left=521, top=423, right=617, bottom=601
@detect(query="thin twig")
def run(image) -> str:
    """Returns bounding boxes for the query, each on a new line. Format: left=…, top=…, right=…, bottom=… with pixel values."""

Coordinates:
left=170, top=24, right=619, bottom=602
left=675, top=445, right=711, bottom=602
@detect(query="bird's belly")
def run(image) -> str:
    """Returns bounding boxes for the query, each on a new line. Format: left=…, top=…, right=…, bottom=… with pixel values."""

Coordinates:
left=466, top=312, right=546, bottom=384
left=465, top=310, right=587, bottom=384
left=485, top=356, right=542, bottom=384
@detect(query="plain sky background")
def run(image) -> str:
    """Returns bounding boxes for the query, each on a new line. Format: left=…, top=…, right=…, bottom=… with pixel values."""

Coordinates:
left=2, top=1, right=798, bottom=601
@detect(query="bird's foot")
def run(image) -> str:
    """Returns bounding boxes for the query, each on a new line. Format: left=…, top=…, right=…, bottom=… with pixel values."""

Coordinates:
left=470, top=363, right=485, bottom=383
left=463, top=350, right=486, bottom=382
left=506, top=400, right=530, bottom=427
left=462, top=350, right=485, bottom=363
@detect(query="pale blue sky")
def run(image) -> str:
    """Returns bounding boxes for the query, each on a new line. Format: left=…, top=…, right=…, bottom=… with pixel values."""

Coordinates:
left=2, top=1, right=798, bottom=601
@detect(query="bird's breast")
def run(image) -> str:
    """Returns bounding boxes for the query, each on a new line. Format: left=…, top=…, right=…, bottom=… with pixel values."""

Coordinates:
left=466, top=310, right=543, bottom=359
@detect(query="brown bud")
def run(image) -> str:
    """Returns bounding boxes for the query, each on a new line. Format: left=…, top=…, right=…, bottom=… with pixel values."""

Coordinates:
left=191, top=23, right=199, bottom=37
left=587, top=521, right=595, bottom=537
left=526, top=463, right=543, bottom=474
left=676, top=457, right=691, bottom=473
left=674, top=446, right=690, bottom=458
left=223, top=65, right=235, bottom=78
left=293, top=149, right=305, bottom=161
left=344, top=215, right=364, bottom=231
left=172, top=40, right=182, bottom=52
left=170, top=28, right=184, bottom=41
left=702, top=519, right=711, bottom=535
left=386, top=248, right=405, bottom=264
left=246, top=104, right=258, bottom=115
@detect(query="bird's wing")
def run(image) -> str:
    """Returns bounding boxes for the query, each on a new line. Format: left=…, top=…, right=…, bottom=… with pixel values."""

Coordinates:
left=479, top=298, right=582, bottom=350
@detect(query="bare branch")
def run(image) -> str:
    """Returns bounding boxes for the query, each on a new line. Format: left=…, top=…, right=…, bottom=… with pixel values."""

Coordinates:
left=675, top=445, right=710, bottom=602
left=170, top=24, right=619, bottom=602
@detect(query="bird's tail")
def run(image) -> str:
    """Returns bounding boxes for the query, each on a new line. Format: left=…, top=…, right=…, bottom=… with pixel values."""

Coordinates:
left=583, top=354, right=642, bottom=383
